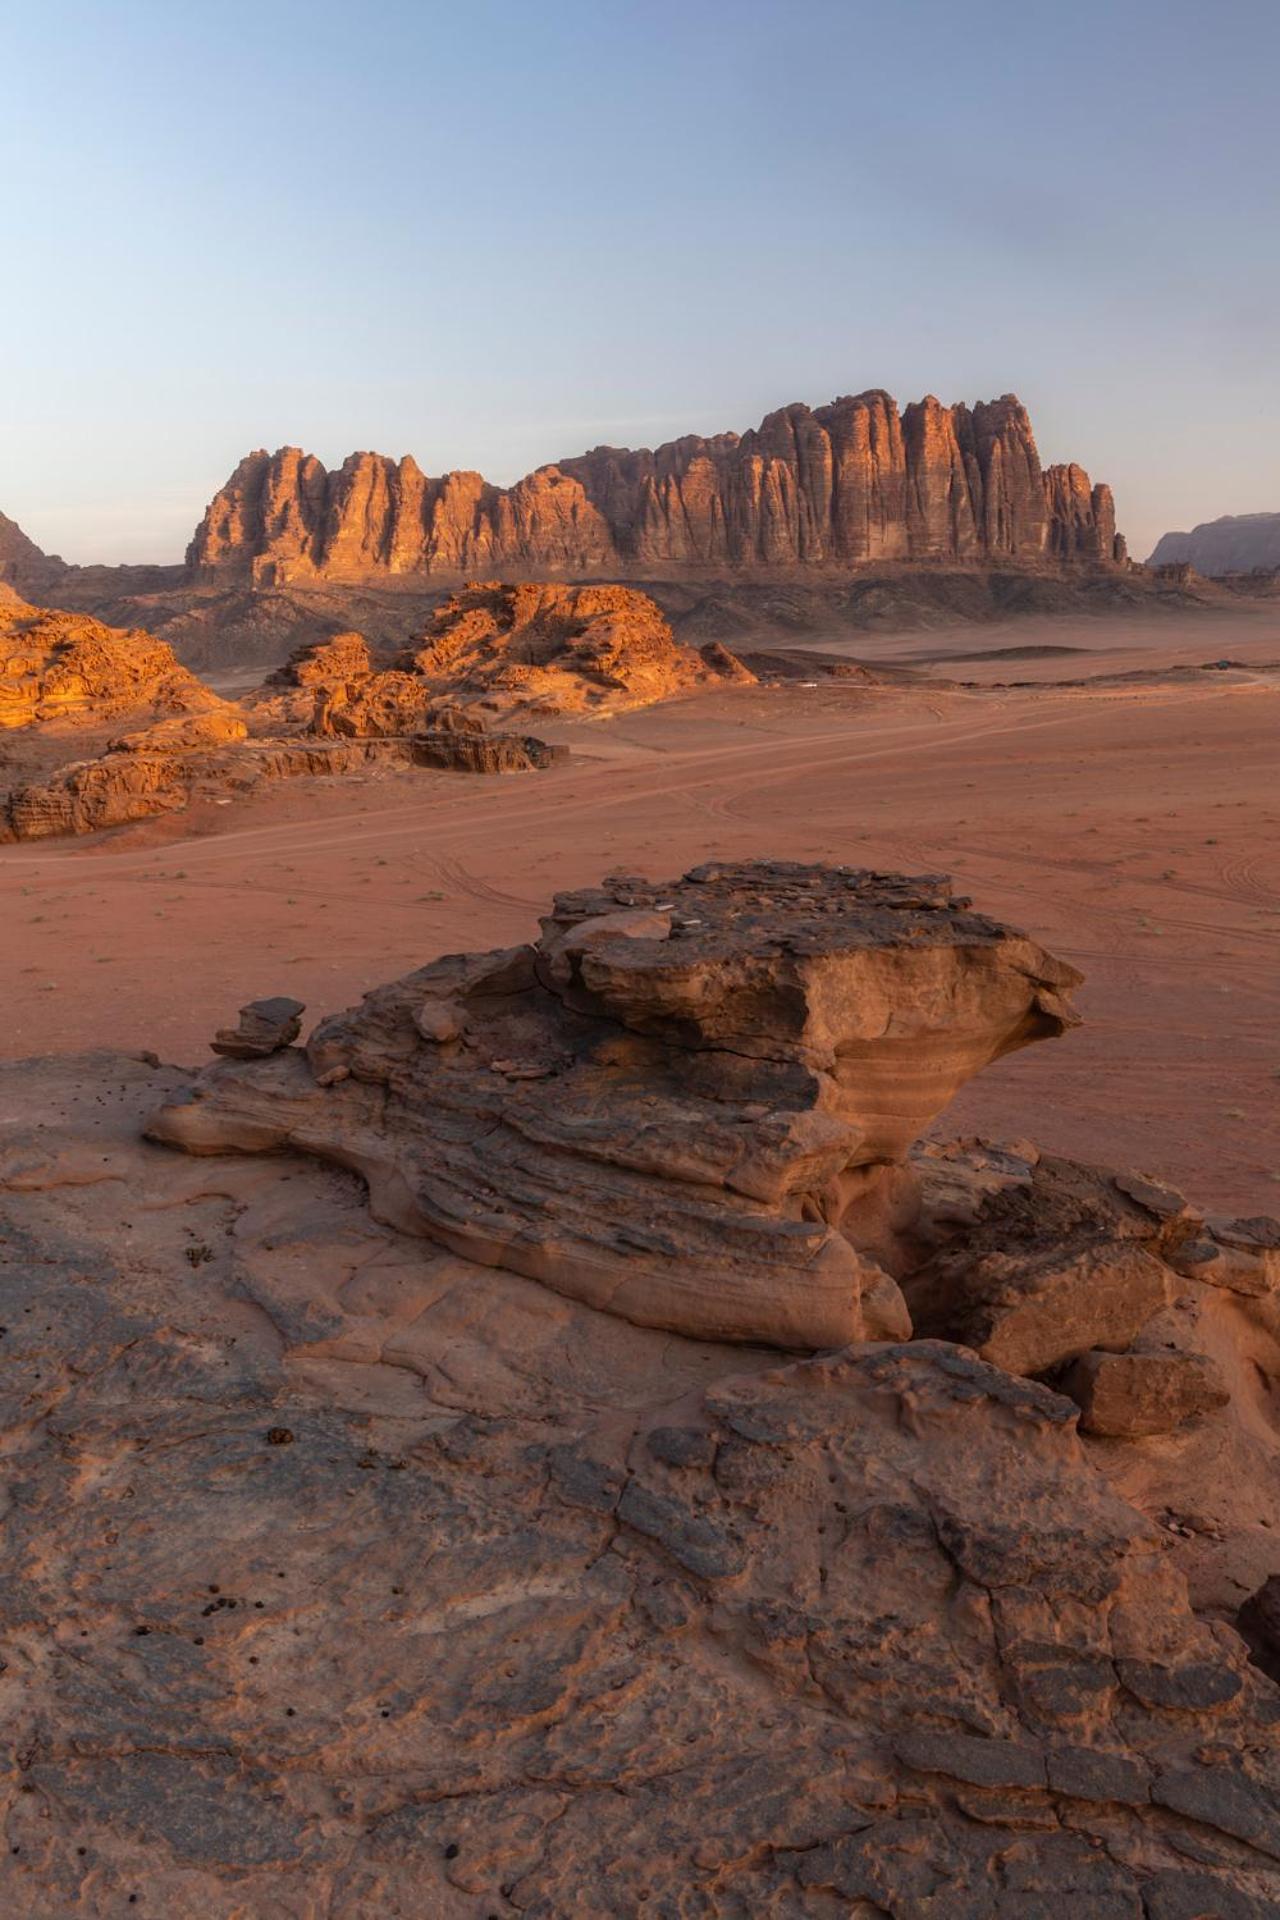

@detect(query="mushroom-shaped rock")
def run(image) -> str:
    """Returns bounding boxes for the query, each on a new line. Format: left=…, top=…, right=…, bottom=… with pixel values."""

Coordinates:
left=151, top=862, right=1081, bottom=1349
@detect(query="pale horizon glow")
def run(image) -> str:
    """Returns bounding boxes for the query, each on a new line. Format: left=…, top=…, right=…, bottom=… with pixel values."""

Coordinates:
left=4, top=0, right=1278, bottom=567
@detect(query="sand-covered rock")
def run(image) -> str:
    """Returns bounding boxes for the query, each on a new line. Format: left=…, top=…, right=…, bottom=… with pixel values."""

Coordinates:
left=149, top=861, right=1082, bottom=1348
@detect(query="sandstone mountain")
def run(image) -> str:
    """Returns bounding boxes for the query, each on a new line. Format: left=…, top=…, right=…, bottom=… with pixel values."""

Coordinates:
left=1149, top=512, right=1280, bottom=574
left=5, top=863, right=1265, bottom=1911
left=187, top=390, right=1126, bottom=586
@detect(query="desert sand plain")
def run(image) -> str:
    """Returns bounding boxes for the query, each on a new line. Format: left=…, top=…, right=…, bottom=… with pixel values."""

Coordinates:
left=3, top=606, right=1277, bottom=1214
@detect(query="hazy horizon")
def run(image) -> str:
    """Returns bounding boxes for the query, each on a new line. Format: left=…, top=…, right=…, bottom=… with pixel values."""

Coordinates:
left=5, top=0, right=1278, bottom=567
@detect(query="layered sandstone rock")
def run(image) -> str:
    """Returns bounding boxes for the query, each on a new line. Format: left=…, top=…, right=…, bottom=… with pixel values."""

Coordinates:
left=403, top=580, right=755, bottom=716
left=149, top=862, right=1082, bottom=1348
left=1, top=1034, right=1278, bottom=1914
left=0, top=596, right=570, bottom=840
left=0, top=724, right=559, bottom=841
left=0, top=593, right=222, bottom=731
left=186, top=390, right=1125, bottom=585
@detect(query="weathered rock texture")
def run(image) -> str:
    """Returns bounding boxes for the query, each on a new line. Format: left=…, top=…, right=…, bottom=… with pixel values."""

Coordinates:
left=149, top=862, right=1082, bottom=1348
left=402, top=581, right=755, bottom=716
left=0, top=592, right=222, bottom=731
left=1, top=1050, right=1278, bottom=1916
left=1150, top=512, right=1280, bottom=574
left=0, top=602, right=567, bottom=841
left=186, top=391, right=1127, bottom=586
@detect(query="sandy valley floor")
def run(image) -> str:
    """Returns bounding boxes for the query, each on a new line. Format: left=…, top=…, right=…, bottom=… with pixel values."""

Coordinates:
left=3, top=610, right=1278, bottom=1213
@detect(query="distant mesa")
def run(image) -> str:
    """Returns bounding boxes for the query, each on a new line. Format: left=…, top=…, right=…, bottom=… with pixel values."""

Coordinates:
left=1148, top=511, right=1280, bottom=574
left=186, top=390, right=1127, bottom=586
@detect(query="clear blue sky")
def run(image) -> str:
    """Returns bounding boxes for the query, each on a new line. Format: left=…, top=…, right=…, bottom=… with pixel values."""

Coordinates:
left=3, top=0, right=1277, bottom=563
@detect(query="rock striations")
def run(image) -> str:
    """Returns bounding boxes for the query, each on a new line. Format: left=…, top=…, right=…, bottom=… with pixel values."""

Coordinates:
left=188, top=390, right=1127, bottom=586
left=1, top=875, right=1278, bottom=1913
left=150, top=862, right=1082, bottom=1348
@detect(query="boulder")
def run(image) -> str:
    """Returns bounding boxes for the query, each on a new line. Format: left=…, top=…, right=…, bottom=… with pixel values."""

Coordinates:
left=904, top=1152, right=1190, bottom=1374
left=1169, top=1216, right=1280, bottom=1297
left=211, top=997, right=306, bottom=1060
left=149, top=862, right=1081, bottom=1348
left=1062, top=1347, right=1231, bottom=1437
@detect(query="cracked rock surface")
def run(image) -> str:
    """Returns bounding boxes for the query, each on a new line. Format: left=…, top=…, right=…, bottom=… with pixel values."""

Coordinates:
left=1, top=1053, right=1278, bottom=1915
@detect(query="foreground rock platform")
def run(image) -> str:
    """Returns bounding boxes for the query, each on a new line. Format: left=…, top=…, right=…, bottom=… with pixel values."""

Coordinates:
left=150, top=862, right=1083, bottom=1348
left=2, top=1051, right=1277, bottom=1916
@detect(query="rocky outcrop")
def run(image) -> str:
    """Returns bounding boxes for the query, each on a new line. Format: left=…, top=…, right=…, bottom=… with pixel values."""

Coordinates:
left=186, top=390, right=1125, bottom=586
left=1149, top=512, right=1280, bottom=574
left=0, top=513, right=64, bottom=593
left=1043, top=463, right=1124, bottom=564
left=149, top=862, right=1081, bottom=1348
left=403, top=581, right=755, bottom=716
left=0, top=595, right=571, bottom=840
left=1, top=721, right=560, bottom=841
left=0, top=593, right=223, bottom=731
left=1, top=1021, right=1278, bottom=1914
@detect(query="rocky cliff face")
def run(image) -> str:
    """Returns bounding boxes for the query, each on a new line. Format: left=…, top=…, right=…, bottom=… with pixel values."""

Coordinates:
left=1149, top=512, right=1280, bottom=574
left=187, top=390, right=1126, bottom=585
left=0, top=512, right=65, bottom=592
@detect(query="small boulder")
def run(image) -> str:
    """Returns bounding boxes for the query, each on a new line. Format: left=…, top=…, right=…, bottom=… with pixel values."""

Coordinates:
left=211, top=996, right=306, bottom=1060
left=1062, top=1348, right=1230, bottom=1437
left=907, top=1238, right=1173, bottom=1378
left=1169, top=1216, right=1280, bottom=1297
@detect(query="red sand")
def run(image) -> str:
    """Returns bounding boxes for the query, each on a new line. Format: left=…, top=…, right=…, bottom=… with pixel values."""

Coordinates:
left=3, top=612, right=1278, bottom=1213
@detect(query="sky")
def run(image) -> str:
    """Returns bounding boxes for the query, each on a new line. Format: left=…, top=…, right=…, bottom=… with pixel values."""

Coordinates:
left=2, top=0, right=1277, bottom=565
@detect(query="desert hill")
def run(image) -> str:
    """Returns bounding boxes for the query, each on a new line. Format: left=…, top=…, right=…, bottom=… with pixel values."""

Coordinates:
left=1149, top=512, right=1280, bottom=574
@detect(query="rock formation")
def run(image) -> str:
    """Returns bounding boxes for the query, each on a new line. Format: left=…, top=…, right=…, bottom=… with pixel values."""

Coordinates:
left=1, top=880, right=1276, bottom=1912
left=401, top=581, right=755, bottom=716
left=0, top=591, right=222, bottom=731
left=0, top=513, right=65, bottom=593
left=0, top=599, right=568, bottom=842
left=186, top=390, right=1126, bottom=586
left=1149, top=513, right=1280, bottom=574
left=150, top=862, right=1082, bottom=1348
